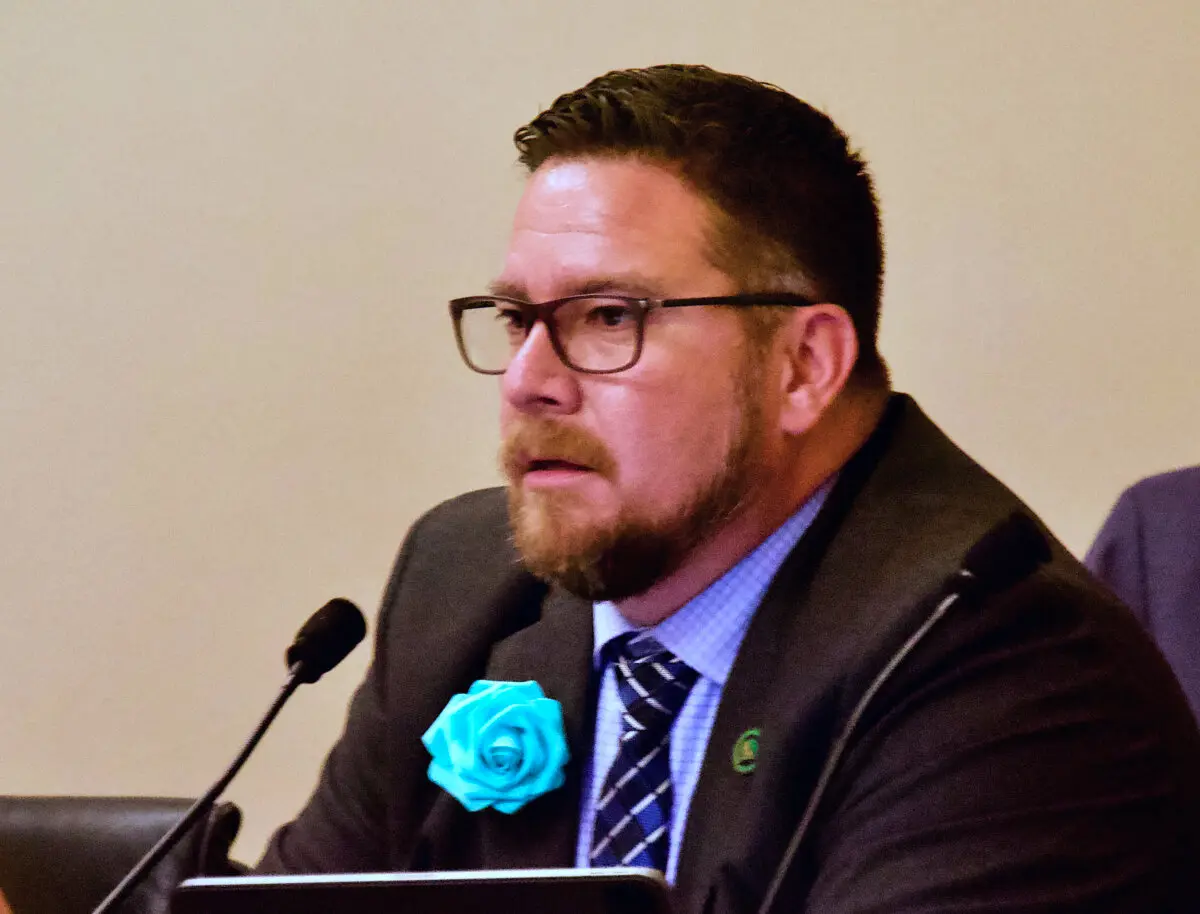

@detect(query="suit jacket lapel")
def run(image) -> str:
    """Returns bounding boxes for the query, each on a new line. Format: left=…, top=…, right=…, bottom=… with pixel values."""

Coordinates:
left=473, top=585, right=595, bottom=869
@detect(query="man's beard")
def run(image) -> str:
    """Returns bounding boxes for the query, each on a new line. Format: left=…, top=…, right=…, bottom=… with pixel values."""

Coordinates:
left=500, top=366, right=766, bottom=602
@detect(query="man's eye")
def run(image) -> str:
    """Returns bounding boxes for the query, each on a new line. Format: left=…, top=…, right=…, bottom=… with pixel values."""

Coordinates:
left=495, top=307, right=529, bottom=332
left=584, top=304, right=635, bottom=328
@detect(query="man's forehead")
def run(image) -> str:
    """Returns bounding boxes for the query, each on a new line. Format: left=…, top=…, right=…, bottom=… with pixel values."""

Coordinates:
left=497, top=157, right=722, bottom=299
left=512, top=157, right=710, bottom=234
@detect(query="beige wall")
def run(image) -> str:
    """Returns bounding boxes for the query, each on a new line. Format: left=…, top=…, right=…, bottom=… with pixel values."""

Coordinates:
left=1, top=1, right=1197, bottom=861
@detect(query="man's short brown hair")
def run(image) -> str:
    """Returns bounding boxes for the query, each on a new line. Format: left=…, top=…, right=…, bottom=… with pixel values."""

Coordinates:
left=513, top=64, right=888, bottom=388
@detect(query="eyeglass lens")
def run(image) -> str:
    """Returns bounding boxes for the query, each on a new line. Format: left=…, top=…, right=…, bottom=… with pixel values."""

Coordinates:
left=459, top=297, right=642, bottom=372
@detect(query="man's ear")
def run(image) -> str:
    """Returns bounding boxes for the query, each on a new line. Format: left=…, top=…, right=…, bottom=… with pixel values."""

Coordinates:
left=776, top=304, right=859, bottom=436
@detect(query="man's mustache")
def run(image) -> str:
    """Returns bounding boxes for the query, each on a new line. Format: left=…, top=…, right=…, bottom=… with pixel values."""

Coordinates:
left=500, top=419, right=617, bottom=482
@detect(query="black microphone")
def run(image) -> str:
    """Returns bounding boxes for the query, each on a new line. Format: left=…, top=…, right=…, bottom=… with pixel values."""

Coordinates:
left=957, top=510, right=1052, bottom=597
left=91, top=598, right=367, bottom=914
left=286, top=597, right=369, bottom=683
left=754, top=512, right=1050, bottom=914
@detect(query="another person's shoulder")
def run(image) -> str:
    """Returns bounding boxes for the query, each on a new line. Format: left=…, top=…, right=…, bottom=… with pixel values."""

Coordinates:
left=1121, top=464, right=1200, bottom=514
left=1085, top=464, right=1200, bottom=614
left=1092, top=464, right=1200, bottom=546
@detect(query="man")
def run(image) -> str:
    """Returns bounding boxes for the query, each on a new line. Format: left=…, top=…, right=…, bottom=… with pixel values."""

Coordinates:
left=259, top=65, right=1200, bottom=912
left=1086, top=465, right=1200, bottom=720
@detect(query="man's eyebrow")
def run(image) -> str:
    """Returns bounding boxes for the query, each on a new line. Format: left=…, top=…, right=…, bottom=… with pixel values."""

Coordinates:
left=487, top=279, right=527, bottom=299
left=573, top=276, right=664, bottom=297
left=485, top=275, right=665, bottom=301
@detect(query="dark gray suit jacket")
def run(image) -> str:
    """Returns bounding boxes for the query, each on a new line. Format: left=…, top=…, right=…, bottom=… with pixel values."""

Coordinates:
left=1086, top=465, right=1200, bottom=720
left=260, top=396, right=1200, bottom=913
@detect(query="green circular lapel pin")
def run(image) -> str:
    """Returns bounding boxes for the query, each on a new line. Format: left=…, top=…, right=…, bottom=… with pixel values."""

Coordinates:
left=731, top=728, right=760, bottom=774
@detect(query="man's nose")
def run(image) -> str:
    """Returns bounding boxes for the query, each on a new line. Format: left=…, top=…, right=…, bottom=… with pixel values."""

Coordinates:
left=500, top=322, right=580, bottom=414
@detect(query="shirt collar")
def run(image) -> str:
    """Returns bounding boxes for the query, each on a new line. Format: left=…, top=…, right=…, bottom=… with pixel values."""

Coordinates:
left=592, top=476, right=835, bottom=684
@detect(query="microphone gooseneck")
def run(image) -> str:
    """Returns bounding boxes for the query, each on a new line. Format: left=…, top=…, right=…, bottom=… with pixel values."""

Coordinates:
left=91, top=598, right=367, bottom=914
left=753, top=513, right=1050, bottom=914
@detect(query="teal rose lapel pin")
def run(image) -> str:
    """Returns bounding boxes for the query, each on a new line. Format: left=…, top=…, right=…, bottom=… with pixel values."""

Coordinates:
left=422, top=680, right=570, bottom=814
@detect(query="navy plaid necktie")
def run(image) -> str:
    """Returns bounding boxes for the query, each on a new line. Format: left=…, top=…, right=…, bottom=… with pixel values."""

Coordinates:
left=590, top=631, right=699, bottom=873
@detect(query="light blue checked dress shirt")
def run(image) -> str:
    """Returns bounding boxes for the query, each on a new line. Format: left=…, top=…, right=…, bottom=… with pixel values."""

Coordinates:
left=574, top=479, right=834, bottom=882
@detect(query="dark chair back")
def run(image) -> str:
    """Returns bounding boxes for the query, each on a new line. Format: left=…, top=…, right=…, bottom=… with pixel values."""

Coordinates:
left=0, top=795, right=240, bottom=914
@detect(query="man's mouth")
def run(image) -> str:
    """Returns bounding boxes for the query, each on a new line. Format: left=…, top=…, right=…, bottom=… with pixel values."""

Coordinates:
left=526, top=457, right=591, bottom=473
left=518, top=456, right=598, bottom=487
left=500, top=421, right=615, bottom=486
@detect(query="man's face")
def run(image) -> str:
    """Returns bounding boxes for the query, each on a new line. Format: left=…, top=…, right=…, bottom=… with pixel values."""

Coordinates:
left=495, top=156, right=777, bottom=601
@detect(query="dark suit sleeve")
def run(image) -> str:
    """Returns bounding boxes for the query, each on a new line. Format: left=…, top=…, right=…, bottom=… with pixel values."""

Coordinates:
left=1085, top=487, right=1150, bottom=624
left=799, top=574, right=1200, bottom=913
left=254, top=519, right=429, bottom=873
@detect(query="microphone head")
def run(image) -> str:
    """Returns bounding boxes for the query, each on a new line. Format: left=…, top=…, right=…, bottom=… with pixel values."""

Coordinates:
left=962, top=511, right=1052, bottom=594
left=286, top=598, right=367, bottom=684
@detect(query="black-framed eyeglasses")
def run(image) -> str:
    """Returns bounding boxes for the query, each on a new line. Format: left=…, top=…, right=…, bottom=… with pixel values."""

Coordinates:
left=448, top=292, right=815, bottom=374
